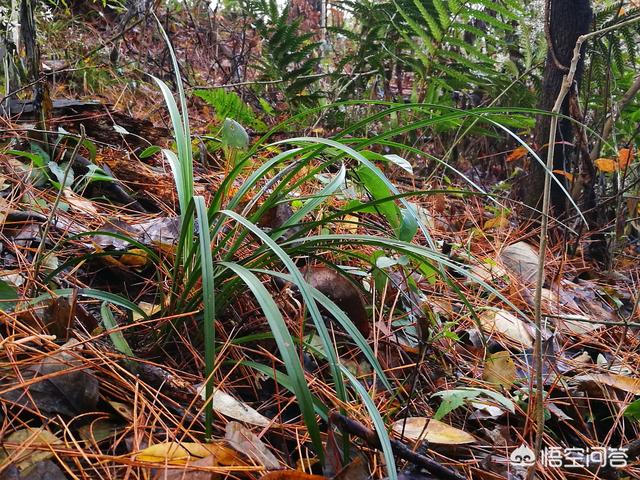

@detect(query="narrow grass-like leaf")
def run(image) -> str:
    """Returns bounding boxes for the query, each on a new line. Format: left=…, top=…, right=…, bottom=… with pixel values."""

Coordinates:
left=195, top=196, right=216, bottom=439
left=273, top=163, right=346, bottom=240
left=240, top=360, right=329, bottom=418
left=0, top=279, right=18, bottom=312
left=219, top=262, right=323, bottom=458
left=340, top=365, right=397, bottom=480
left=217, top=211, right=347, bottom=442
left=271, top=136, right=438, bottom=250
left=100, top=302, right=134, bottom=358
left=259, top=269, right=392, bottom=392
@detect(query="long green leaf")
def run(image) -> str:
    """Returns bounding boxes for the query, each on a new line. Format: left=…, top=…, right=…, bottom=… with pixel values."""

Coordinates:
left=259, top=268, right=392, bottom=392
left=219, top=262, right=324, bottom=458
left=340, top=366, right=397, bottom=480
left=195, top=196, right=216, bottom=439
left=240, top=360, right=329, bottom=418
left=217, top=210, right=348, bottom=435
left=100, top=302, right=134, bottom=358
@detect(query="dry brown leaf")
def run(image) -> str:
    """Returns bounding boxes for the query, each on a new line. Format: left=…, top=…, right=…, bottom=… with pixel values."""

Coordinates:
left=467, top=261, right=509, bottom=284
left=260, top=472, right=329, bottom=480
left=479, top=309, right=534, bottom=348
left=225, top=422, right=279, bottom=468
left=198, top=389, right=270, bottom=427
left=391, top=417, right=475, bottom=444
left=0, top=428, right=61, bottom=472
left=577, top=373, right=640, bottom=395
left=506, top=146, right=528, bottom=162
left=499, top=242, right=538, bottom=285
left=483, top=351, right=517, bottom=389
left=0, top=197, right=8, bottom=224
left=594, top=158, right=618, bottom=173
left=63, top=188, right=99, bottom=215
left=157, top=455, right=222, bottom=480
left=333, top=457, right=368, bottom=480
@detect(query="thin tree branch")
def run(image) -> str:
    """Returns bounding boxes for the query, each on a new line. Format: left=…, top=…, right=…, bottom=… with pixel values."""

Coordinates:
left=529, top=14, right=640, bottom=480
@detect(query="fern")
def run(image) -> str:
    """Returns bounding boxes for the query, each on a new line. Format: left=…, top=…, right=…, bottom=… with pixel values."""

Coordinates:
left=334, top=0, right=527, bottom=100
left=193, top=89, right=266, bottom=131
left=241, top=0, right=323, bottom=108
left=591, top=4, right=640, bottom=76
left=583, top=3, right=640, bottom=156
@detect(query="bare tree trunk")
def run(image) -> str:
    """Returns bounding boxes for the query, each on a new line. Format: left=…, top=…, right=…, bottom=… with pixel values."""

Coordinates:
left=1, top=0, right=21, bottom=115
left=523, top=0, right=592, bottom=218
left=19, top=0, right=51, bottom=150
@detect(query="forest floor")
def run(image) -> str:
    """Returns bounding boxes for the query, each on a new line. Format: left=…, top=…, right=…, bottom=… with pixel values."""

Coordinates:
left=1, top=6, right=639, bottom=480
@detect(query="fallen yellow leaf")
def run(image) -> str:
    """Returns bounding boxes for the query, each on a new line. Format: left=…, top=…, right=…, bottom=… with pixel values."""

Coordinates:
left=136, top=441, right=240, bottom=466
left=132, top=302, right=162, bottom=322
left=483, top=351, right=517, bottom=389
left=120, top=248, right=149, bottom=268
left=483, top=216, right=509, bottom=231
left=342, top=214, right=359, bottom=234
left=391, top=417, right=475, bottom=444
left=0, top=428, right=61, bottom=471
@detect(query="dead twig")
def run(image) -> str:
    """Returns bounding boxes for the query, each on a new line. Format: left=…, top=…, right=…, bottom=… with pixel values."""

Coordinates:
left=329, top=412, right=466, bottom=480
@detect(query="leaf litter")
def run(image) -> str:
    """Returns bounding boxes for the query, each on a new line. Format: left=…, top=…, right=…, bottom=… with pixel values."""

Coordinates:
left=0, top=5, right=639, bottom=480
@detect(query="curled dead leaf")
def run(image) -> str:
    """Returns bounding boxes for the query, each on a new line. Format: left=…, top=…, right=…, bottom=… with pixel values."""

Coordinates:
left=576, top=373, right=640, bottom=395
left=499, top=241, right=538, bottom=285
left=225, top=422, right=279, bottom=468
left=198, top=388, right=270, bottom=427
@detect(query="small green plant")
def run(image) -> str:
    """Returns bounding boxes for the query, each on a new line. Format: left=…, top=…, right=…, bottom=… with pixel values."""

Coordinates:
left=194, top=88, right=267, bottom=132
